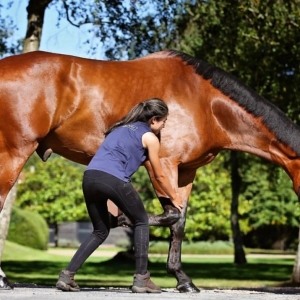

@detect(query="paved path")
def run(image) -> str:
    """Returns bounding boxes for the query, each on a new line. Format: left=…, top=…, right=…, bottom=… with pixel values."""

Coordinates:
left=1, top=285, right=300, bottom=300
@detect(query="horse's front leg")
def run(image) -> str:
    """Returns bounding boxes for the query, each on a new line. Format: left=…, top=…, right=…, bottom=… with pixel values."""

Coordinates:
left=152, top=165, right=199, bottom=293
left=147, top=161, right=200, bottom=293
left=114, top=196, right=199, bottom=292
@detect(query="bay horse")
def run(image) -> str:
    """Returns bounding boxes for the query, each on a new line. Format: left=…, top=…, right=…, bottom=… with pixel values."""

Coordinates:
left=1, top=50, right=300, bottom=292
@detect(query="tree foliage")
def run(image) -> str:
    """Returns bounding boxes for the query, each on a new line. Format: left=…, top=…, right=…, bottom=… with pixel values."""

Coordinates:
left=174, top=0, right=300, bottom=121
left=240, top=155, right=300, bottom=230
left=15, top=156, right=88, bottom=225
left=0, top=3, right=20, bottom=57
left=45, top=0, right=184, bottom=59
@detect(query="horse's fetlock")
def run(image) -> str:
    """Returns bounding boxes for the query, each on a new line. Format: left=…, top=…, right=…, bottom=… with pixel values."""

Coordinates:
left=167, top=262, right=182, bottom=275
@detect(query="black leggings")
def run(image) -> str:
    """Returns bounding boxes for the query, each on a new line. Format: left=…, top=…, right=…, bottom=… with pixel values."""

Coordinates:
left=66, top=170, right=149, bottom=275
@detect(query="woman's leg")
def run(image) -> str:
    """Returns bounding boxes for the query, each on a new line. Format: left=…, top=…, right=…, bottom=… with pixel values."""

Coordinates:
left=65, top=174, right=111, bottom=272
left=81, top=170, right=150, bottom=274
left=102, top=179, right=161, bottom=293
left=111, top=181, right=149, bottom=275
left=56, top=171, right=111, bottom=291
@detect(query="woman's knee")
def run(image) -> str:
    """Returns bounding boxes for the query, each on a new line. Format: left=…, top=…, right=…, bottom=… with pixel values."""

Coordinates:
left=92, top=228, right=110, bottom=241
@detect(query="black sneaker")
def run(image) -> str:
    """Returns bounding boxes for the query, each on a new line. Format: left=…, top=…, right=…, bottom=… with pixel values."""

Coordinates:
left=56, top=270, right=80, bottom=292
left=131, top=271, right=161, bottom=293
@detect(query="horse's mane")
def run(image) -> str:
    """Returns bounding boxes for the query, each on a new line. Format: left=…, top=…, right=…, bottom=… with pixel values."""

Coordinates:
left=168, top=49, right=300, bottom=156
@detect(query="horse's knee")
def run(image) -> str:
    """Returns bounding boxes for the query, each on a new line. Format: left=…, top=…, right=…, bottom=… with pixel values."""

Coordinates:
left=161, top=205, right=181, bottom=225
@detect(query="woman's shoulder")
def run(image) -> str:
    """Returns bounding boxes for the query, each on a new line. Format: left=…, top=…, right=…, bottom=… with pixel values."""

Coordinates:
left=142, top=131, right=159, bottom=146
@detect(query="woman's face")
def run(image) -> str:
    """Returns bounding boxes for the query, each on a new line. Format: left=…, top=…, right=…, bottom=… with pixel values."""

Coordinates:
left=150, top=116, right=168, bottom=135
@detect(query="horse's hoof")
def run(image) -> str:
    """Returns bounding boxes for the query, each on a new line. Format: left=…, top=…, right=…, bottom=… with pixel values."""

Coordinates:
left=177, top=282, right=200, bottom=293
left=0, top=276, right=14, bottom=290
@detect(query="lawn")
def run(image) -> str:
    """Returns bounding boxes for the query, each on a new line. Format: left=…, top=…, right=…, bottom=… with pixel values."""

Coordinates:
left=2, top=241, right=296, bottom=289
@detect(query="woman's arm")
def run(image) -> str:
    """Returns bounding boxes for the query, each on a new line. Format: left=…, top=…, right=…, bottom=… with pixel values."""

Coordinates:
left=142, top=132, right=183, bottom=211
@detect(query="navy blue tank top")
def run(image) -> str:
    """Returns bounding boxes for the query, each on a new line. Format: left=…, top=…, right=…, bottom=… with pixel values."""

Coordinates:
left=86, top=121, right=151, bottom=182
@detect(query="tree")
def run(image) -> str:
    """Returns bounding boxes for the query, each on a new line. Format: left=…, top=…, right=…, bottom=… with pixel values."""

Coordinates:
left=51, top=0, right=183, bottom=59
left=22, top=0, right=53, bottom=52
left=230, top=152, right=246, bottom=264
left=241, top=156, right=300, bottom=249
left=174, top=0, right=300, bottom=119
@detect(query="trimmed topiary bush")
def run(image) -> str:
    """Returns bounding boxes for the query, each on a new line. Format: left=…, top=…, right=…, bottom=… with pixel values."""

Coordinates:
left=7, top=207, right=49, bottom=250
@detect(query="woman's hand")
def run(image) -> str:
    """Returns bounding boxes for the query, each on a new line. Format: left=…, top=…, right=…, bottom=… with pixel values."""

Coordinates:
left=171, top=193, right=183, bottom=211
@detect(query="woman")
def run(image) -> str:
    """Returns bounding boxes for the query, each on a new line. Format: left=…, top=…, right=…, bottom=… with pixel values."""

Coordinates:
left=56, top=98, right=182, bottom=293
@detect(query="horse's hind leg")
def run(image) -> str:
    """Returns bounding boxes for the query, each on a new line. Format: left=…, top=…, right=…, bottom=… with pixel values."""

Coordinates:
left=0, top=155, right=27, bottom=211
left=0, top=143, right=37, bottom=289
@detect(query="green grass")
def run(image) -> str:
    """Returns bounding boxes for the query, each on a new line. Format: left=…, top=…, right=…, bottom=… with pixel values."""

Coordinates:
left=148, top=240, right=296, bottom=255
left=2, top=240, right=296, bottom=289
left=149, top=240, right=236, bottom=254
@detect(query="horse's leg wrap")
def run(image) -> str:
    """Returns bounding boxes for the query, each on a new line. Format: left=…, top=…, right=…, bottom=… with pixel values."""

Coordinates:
left=0, top=268, right=13, bottom=290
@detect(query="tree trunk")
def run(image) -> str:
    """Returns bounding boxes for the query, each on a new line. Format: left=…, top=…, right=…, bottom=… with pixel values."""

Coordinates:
left=291, top=225, right=300, bottom=283
left=54, top=223, right=59, bottom=248
left=230, top=151, right=247, bottom=264
left=23, top=0, right=53, bottom=52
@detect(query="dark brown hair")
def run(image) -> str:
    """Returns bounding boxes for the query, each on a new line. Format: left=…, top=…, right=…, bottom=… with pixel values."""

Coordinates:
left=104, top=98, right=168, bottom=137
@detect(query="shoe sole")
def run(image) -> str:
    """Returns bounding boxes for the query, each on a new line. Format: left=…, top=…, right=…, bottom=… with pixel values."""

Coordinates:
left=56, top=281, right=80, bottom=292
left=131, top=286, right=162, bottom=293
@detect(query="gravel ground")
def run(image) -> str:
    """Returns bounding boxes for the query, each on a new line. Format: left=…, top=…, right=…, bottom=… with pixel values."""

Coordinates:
left=1, top=284, right=300, bottom=300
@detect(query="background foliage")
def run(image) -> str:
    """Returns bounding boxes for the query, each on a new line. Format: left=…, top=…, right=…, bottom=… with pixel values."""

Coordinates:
left=16, top=156, right=88, bottom=225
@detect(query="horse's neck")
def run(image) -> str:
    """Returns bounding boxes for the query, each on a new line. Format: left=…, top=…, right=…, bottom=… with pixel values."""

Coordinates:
left=211, top=98, right=297, bottom=167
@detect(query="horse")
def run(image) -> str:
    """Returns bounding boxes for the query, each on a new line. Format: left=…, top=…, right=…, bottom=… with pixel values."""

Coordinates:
left=1, top=49, right=300, bottom=293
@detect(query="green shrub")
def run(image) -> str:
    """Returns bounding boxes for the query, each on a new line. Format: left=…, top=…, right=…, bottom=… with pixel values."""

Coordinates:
left=7, top=207, right=49, bottom=250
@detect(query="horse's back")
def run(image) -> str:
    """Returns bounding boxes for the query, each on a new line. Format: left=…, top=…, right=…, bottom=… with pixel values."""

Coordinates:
left=0, top=50, right=209, bottom=165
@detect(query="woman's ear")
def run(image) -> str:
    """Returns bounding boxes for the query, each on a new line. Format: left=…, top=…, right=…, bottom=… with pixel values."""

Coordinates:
left=150, top=117, right=157, bottom=124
